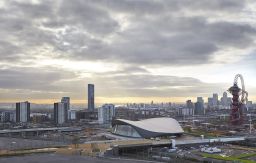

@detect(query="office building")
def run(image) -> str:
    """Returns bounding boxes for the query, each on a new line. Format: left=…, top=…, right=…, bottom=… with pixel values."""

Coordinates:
left=54, top=102, right=68, bottom=124
left=208, top=97, right=213, bottom=107
left=195, top=102, right=205, bottom=115
left=186, top=100, right=194, bottom=109
left=197, top=97, right=204, bottom=105
left=16, top=101, right=30, bottom=123
left=178, top=107, right=194, bottom=116
left=98, top=104, right=115, bottom=124
left=221, top=92, right=228, bottom=107
left=88, top=84, right=95, bottom=111
left=213, top=93, right=218, bottom=106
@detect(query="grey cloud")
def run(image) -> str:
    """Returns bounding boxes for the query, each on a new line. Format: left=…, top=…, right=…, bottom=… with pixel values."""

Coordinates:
left=55, top=0, right=119, bottom=36
left=0, top=67, right=229, bottom=99
left=0, top=67, right=77, bottom=91
left=61, top=19, right=254, bottom=65
left=179, top=0, right=245, bottom=12
left=0, top=0, right=255, bottom=101
left=0, top=0, right=255, bottom=66
left=0, top=41, right=22, bottom=61
left=54, top=13, right=255, bottom=65
left=88, top=74, right=230, bottom=97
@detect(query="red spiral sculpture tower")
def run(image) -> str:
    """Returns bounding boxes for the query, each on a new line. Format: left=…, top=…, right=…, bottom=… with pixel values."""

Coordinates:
left=228, top=74, right=248, bottom=125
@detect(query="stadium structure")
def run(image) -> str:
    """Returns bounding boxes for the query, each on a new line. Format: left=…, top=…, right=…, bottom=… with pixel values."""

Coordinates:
left=111, top=117, right=184, bottom=138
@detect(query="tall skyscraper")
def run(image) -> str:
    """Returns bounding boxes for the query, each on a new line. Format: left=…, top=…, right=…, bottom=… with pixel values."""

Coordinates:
left=197, top=97, right=204, bottom=105
left=88, top=84, right=95, bottom=111
left=54, top=102, right=68, bottom=124
left=194, top=102, right=205, bottom=115
left=208, top=97, right=213, bottom=107
left=186, top=100, right=194, bottom=109
left=98, top=104, right=115, bottom=124
left=221, top=92, right=228, bottom=107
left=186, top=100, right=194, bottom=115
left=16, top=101, right=30, bottom=123
left=61, top=97, right=71, bottom=119
left=61, top=97, right=70, bottom=110
left=213, top=93, right=218, bottom=106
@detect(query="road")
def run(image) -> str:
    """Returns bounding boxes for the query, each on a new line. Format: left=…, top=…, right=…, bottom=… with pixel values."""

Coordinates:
left=0, top=153, right=162, bottom=163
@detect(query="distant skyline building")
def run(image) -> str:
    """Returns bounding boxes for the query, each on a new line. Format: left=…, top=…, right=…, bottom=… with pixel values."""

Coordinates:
left=213, top=93, right=218, bottom=106
left=197, top=97, right=204, bottom=105
left=54, top=102, right=68, bottom=124
left=88, top=84, right=95, bottom=111
left=69, top=110, right=76, bottom=120
left=186, top=100, right=194, bottom=109
left=16, top=101, right=30, bottom=123
left=0, top=111, right=14, bottom=123
left=221, top=92, right=228, bottom=107
left=194, top=102, right=205, bottom=115
left=61, top=97, right=70, bottom=119
left=61, top=97, right=70, bottom=110
left=178, top=107, right=194, bottom=116
left=98, top=104, right=115, bottom=124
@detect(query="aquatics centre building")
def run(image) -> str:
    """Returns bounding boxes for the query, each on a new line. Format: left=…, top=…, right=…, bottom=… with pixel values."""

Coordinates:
left=111, top=117, right=184, bottom=138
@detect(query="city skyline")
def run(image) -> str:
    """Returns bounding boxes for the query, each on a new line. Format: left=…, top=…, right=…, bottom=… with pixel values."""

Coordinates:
left=0, top=0, right=256, bottom=104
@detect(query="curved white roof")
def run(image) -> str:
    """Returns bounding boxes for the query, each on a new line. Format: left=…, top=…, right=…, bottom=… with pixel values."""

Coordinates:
left=115, top=117, right=184, bottom=134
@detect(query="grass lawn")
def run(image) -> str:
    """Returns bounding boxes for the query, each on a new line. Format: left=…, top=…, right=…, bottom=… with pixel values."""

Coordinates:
left=201, top=153, right=256, bottom=163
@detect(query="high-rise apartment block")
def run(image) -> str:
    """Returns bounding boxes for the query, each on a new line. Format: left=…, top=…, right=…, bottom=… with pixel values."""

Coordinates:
left=54, top=102, right=68, bottom=124
left=98, top=104, right=115, bottom=124
left=61, top=97, right=70, bottom=119
left=88, top=84, right=95, bottom=111
left=61, top=97, right=70, bottom=110
left=16, top=101, right=30, bottom=123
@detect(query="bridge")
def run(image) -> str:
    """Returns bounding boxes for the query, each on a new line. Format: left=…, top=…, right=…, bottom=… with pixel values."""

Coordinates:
left=0, top=127, right=82, bottom=137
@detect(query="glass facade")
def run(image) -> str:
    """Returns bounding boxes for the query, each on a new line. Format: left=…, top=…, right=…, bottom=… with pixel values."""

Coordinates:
left=112, top=125, right=141, bottom=138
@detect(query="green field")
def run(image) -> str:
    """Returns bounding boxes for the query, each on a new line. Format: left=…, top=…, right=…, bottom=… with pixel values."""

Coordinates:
left=202, top=153, right=256, bottom=163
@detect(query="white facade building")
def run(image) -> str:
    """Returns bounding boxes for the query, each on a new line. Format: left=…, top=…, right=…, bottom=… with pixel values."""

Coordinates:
left=69, top=110, right=76, bottom=120
left=54, top=102, right=67, bottom=124
left=16, top=101, right=30, bottom=123
left=98, top=104, right=115, bottom=124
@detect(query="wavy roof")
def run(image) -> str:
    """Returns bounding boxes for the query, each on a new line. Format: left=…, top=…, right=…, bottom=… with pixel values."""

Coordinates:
left=114, top=117, right=184, bottom=134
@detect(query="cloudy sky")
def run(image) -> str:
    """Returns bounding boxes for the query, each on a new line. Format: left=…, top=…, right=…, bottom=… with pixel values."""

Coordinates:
left=0, top=0, right=255, bottom=104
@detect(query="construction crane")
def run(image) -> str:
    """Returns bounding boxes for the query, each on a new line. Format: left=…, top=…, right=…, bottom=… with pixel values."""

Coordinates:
left=228, top=74, right=248, bottom=125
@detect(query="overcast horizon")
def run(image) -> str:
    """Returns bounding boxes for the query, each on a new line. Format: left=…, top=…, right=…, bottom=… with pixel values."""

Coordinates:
left=0, top=0, right=255, bottom=104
